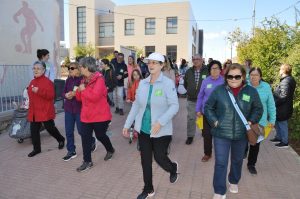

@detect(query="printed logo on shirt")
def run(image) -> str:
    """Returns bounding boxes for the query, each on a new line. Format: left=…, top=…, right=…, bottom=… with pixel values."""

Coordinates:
left=202, top=75, right=206, bottom=79
left=207, top=84, right=212, bottom=89
left=155, top=89, right=163, bottom=96
left=242, top=94, right=251, bottom=102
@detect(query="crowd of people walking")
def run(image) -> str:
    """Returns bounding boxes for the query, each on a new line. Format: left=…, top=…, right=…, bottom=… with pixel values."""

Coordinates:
left=24, top=48, right=296, bottom=199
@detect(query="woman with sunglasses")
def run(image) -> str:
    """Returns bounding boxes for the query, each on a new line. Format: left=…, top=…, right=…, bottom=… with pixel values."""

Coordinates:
left=123, top=52, right=179, bottom=199
left=205, top=63, right=263, bottom=199
left=27, top=61, right=65, bottom=157
left=61, top=62, right=97, bottom=161
left=221, top=59, right=232, bottom=76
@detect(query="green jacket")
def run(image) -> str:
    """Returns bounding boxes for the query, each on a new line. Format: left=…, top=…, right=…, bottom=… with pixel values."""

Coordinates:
left=183, top=66, right=208, bottom=101
left=204, top=84, right=263, bottom=140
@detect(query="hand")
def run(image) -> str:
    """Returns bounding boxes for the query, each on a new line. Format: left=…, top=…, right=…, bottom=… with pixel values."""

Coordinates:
left=196, top=112, right=202, bottom=117
left=214, top=121, right=218, bottom=127
left=269, top=123, right=274, bottom=129
left=78, top=84, right=85, bottom=91
left=126, top=99, right=132, bottom=103
left=248, top=121, right=252, bottom=125
left=122, top=128, right=129, bottom=138
left=32, top=87, right=38, bottom=93
left=151, top=122, right=161, bottom=135
left=117, top=75, right=122, bottom=80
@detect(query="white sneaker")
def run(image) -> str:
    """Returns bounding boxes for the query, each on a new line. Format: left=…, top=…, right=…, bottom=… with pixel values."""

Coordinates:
left=213, top=193, right=226, bottom=199
left=228, top=183, right=238, bottom=193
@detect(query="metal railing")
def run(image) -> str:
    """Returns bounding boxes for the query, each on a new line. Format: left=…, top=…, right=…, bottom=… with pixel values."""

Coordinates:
left=0, top=65, right=32, bottom=114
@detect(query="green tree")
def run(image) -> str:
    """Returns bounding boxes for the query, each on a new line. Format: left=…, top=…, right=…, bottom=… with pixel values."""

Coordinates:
left=73, top=43, right=95, bottom=57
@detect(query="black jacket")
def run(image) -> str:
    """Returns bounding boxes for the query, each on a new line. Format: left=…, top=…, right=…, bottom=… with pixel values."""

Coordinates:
left=273, top=75, right=296, bottom=121
left=102, top=67, right=115, bottom=92
left=184, top=66, right=209, bottom=101
left=204, top=84, right=263, bottom=140
left=113, top=62, right=128, bottom=87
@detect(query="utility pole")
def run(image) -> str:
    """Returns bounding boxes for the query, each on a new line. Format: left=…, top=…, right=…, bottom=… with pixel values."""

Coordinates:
left=252, top=0, right=257, bottom=36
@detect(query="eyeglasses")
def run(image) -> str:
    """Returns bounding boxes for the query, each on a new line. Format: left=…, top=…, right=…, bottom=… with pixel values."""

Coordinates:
left=68, top=67, right=78, bottom=70
left=211, top=67, right=220, bottom=70
left=226, top=75, right=242, bottom=80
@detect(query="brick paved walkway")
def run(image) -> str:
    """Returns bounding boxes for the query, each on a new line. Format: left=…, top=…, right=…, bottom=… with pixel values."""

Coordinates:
left=0, top=98, right=300, bottom=199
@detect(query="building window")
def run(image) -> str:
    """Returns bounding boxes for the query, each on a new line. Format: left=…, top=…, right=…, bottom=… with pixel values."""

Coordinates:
left=166, top=45, right=177, bottom=60
left=100, top=22, right=114, bottom=38
left=125, top=19, right=134, bottom=35
left=145, top=46, right=155, bottom=57
left=145, top=18, right=155, bottom=35
left=77, top=6, right=86, bottom=45
left=166, top=17, right=177, bottom=34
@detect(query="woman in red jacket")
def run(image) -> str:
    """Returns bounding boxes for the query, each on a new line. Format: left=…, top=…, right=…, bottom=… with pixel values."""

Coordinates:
left=76, top=57, right=115, bottom=172
left=27, top=61, right=65, bottom=157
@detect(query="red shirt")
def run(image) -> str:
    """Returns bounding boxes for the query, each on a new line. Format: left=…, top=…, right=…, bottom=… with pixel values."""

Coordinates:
left=76, top=72, right=112, bottom=123
left=27, top=75, right=55, bottom=122
left=127, top=80, right=140, bottom=102
left=230, top=84, right=244, bottom=96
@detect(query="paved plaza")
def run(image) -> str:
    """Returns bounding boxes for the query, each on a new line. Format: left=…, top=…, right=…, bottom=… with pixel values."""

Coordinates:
left=0, top=98, right=300, bottom=199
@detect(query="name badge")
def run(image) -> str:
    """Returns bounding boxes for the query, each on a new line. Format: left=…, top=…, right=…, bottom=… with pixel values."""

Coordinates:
left=120, top=69, right=123, bottom=73
left=242, top=94, right=250, bottom=102
left=207, top=84, right=212, bottom=89
left=155, top=89, right=163, bottom=96
left=73, top=86, right=78, bottom=91
left=202, top=75, right=206, bottom=79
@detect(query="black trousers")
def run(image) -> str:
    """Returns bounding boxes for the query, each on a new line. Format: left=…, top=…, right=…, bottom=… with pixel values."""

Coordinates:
left=139, top=132, right=177, bottom=192
left=245, top=142, right=261, bottom=166
left=203, top=116, right=212, bottom=156
left=30, top=119, right=65, bottom=151
left=81, top=121, right=114, bottom=162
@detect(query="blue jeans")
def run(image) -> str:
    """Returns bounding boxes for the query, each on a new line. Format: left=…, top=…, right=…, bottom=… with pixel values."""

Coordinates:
left=65, top=111, right=82, bottom=153
left=275, top=120, right=288, bottom=144
left=213, top=136, right=247, bottom=195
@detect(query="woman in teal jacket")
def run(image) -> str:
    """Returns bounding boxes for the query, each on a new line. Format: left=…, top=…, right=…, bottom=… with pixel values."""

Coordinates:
left=245, top=67, right=276, bottom=175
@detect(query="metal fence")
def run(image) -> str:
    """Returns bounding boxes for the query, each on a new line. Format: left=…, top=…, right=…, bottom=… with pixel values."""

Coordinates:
left=0, top=65, right=32, bottom=114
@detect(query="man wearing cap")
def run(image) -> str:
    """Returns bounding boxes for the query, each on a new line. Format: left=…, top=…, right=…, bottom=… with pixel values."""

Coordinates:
left=123, top=52, right=179, bottom=199
left=184, top=54, right=208, bottom=145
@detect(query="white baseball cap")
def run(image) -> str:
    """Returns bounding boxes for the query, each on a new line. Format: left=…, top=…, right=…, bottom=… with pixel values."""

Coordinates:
left=144, top=52, right=165, bottom=63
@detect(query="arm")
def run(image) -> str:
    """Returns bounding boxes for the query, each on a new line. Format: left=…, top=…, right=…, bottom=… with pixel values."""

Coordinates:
left=80, top=77, right=106, bottom=103
left=183, top=71, right=188, bottom=89
left=273, top=78, right=290, bottom=106
left=157, top=81, right=179, bottom=126
left=124, top=85, right=141, bottom=129
left=196, top=81, right=206, bottom=113
left=13, top=8, right=22, bottom=23
left=266, top=85, right=276, bottom=124
left=36, top=81, right=55, bottom=100
left=248, top=89, right=263, bottom=124
left=204, top=89, right=219, bottom=127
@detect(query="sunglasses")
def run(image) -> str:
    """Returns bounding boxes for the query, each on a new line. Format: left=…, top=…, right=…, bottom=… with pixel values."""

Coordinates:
left=68, top=67, right=78, bottom=70
left=226, top=75, right=242, bottom=80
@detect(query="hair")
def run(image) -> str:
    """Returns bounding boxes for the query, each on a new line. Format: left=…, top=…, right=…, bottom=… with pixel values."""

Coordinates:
left=280, top=63, right=292, bottom=75
left=245, top=59, right=252, bottom=66
left=180, top=59, right=187, bottom=69
left=37, top=49, right=49, bottom=60
left=114, top=50, right=119, bottom=54
left=208, top=60, right=222, bottom=74
left=249, top=67, right=263, bottom=77
left=79, top=57, right=97, bottom=73
left=69, top=62, right=79, bottom=68
left=118, top=53, right=124, bottom=57
left=162, top=55, right=172, bottom=71
left=222, top=59, right=232, bottom=69
left=224, top=63, right=247, bottom=85
left=130, top=69, right=142, bottom=83
left=101, top=58, right=110, bottom=66
left=75, top=56, right=85, bottom=62
left=128, top=55, right=136, bottom=65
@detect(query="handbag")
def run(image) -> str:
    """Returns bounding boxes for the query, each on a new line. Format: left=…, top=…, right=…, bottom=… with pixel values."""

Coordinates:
left=227, top=91, right=261, bottom=145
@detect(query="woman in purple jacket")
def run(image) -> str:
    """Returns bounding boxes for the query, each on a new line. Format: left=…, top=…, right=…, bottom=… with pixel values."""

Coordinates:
left=196, top=60, right=224, bottom=162
left=62, top=62, right=96, bottom=161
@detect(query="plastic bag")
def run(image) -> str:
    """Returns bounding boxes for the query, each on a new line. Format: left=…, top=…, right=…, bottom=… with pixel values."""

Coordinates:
left=196, top=116, right=203, bottom=130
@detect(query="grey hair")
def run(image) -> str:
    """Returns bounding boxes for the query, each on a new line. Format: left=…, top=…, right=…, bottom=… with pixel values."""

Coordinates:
left=33, top=60, right=46, bottom=69
left=193, top=54, right=202, bottom=58
left=79, top=57, right=97, bottom=72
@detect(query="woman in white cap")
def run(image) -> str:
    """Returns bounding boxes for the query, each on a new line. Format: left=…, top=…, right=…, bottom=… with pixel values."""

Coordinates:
left=123, top=52, right=179, bottom=199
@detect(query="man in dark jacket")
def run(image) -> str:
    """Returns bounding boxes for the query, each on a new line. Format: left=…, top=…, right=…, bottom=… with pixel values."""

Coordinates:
left=271, top=64, right=296, bottom=148
left=183, top=54, right=208, bottom=144
left=113, top=53, right=128, bottom=115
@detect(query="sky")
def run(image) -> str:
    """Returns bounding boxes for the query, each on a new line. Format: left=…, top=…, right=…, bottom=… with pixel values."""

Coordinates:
left=64, top=0, right=297, bottom=62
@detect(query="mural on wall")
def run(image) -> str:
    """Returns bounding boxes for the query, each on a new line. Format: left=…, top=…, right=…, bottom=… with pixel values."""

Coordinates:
left=13, top=1, right=44, bottom=54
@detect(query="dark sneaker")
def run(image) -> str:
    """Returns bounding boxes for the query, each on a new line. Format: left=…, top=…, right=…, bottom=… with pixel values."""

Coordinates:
left=185, top=137, right=193, bottom=145
left=58, top=139, right=65, bottom=149
left=63, top=152, right=77, bottom=161
left=137, top=190, right=155, bottom=199
left=76, top=162, right=93, bottom=172
left=270, top=137, right=281, bottom=143
left=201, top=155, right=211, bottom=162
left=275, top=142, right=289, bottom=148
left=170, top=161, right=179, bottom=183
left=247, top=165, right=257, bottom=175
left=104, top=148, right=115, bottom=161
left=91, top=139, right=97, bottom=153
left=28, top=150, right=41, bottom=157
left=119, top=109, right=124, bottom=115
left=115, top=108, right=119, bottom=114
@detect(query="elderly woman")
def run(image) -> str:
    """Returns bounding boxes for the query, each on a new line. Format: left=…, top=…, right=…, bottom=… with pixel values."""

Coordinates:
left=271, top=64, right=296, bottom=148
left=27, top=61, right=65, bottom=157
left=196, top=60, right=224, bottom=162
left=123, top=52, right=179, bottom=199
left=205, top=63, right=263, bottom=199
left=244, top=67, right=276, bottom=175
left=75, top=57, right=115, bottom=172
